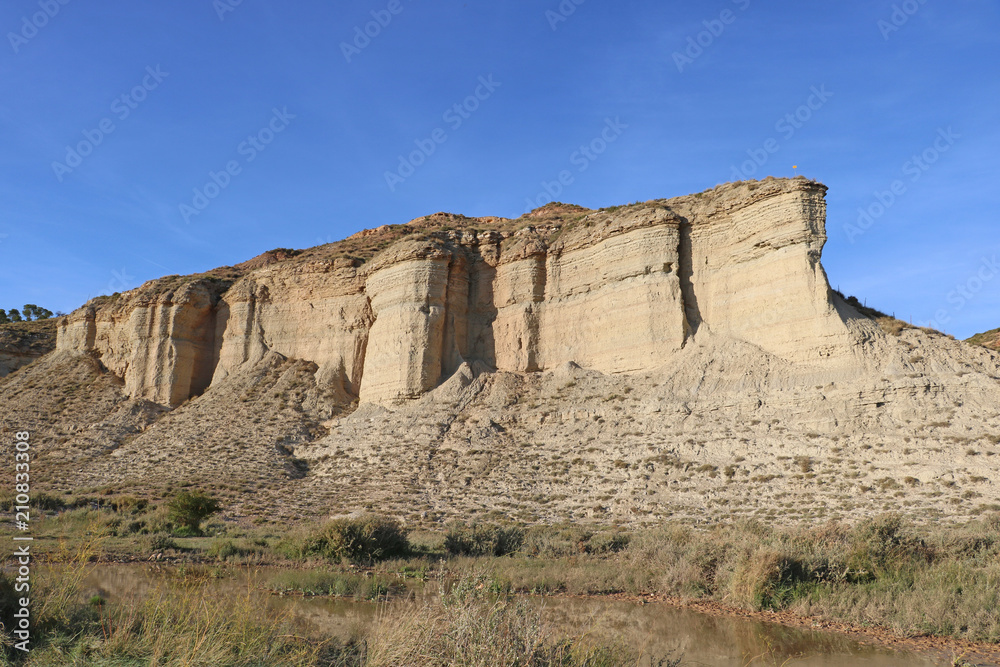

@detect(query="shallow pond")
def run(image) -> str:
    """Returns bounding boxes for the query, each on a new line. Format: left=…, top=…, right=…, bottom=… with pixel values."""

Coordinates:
left=79, top=565, right=948, bottom=666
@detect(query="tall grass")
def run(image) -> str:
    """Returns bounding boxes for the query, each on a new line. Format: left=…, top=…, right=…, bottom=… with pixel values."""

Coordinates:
left=1, top=537, right=326, bottom=666
left=2, top=564, right=654, bottom=666
left=363, top=572, right=669, bottom=667
left=479, top=514, right=1000, bottom=643
left=11, top=502, right=1000, bottom=649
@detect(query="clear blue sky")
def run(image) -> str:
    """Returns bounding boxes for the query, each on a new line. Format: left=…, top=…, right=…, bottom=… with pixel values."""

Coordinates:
left=1, top=0, right=997, bottom=338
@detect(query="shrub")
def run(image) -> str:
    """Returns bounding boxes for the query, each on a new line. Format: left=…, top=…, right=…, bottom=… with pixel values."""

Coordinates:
left=298, top=515, right=409, bottom=564
left=587, top=530, right=631, bottom=554
left=144, top=532, right=177, bottom=552
left=363, top=573, right=652, bottom=666
left=206, top=538, right=260, bottom=561
left=729, top=548, right=811, bottom=610
left=167, top=490, right=221, bottom=535
left=31, top=492, right=67, bottom=512
left=849, top=513, right=932, bottom=576
left=108, top=495, right=149, bottom=513
left=520, top=525, right=593, bottom=557
left=445, top=522, right=524, bottom=557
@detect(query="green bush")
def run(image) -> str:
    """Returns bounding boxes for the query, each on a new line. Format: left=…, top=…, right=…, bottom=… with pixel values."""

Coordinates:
left=31, top=492, right=67, bottom=512
left=297, top=515, right=409, bottom=564
left=445, top=522, right=524, bottom=557
left=587, top=530, right=631, bottom=554
left=206, top=538, right=261, bottom=561
left=850, top=513, right=932, bottom=576
left=144, top=532, right=177, bottom=552
left=167, top=490, right=221, bottom=535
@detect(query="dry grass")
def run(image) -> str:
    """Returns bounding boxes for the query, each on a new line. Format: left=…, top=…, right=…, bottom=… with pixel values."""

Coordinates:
left=474, top=514, right=1000, bottom=643
left=2, top=558, right=648, bottom=667
left=966, top=327, right=1000, bottom=351
left=364, top=573, right=651, bottom=667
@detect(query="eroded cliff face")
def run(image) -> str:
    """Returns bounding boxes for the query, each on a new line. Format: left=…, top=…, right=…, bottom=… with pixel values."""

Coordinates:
left=57, top=280, right=226, bottom=406
left=55, top=178, right=855, bottom=407
left=13, top=176, right=1000, bottom=525
left=211, top=259, right=371, bottom=402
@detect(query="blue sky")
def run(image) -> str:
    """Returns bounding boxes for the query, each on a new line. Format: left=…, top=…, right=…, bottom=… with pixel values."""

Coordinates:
left=0, top=0, right=997, bottom=338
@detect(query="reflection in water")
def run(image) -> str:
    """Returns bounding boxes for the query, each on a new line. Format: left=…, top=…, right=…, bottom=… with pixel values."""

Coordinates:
left=77, top=565, right=942, bottom=667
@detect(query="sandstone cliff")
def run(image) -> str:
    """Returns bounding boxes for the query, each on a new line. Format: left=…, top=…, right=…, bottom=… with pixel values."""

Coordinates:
left=54, top=178, right=861, bottom=408
left=3, top=177, right=999, bottom=526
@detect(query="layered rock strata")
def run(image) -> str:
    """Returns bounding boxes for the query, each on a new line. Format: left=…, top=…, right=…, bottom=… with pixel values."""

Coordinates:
left=55, top=178, right=857, bottom=407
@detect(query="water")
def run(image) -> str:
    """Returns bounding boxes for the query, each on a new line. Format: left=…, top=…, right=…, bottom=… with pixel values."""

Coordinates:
left=79, top=565, right=947, bottom=666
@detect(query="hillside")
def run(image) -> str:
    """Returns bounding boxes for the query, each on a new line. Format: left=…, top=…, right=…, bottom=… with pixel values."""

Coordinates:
left=1, top=177, right=999, bottom=528
left=0, top=318, right=57, bottom=377
left=968, top=328, right=1000, bottom=352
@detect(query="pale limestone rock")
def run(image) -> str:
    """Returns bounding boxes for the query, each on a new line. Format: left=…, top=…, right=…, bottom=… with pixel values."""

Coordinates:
left=57, top=282, right=220, bottom=406
left=212, top=260, right=371, bottom=401
left=53, top=179, right=875, bottom=408
left=360, top=255, right=451, bottom=404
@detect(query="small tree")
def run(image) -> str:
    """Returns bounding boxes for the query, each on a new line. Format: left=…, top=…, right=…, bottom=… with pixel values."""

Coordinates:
left=0, top=309, right=8, bottom=324
left=7, top=309, right=21, bottom=323
left=167, top=490, right=221, bottom=536
left=36, top=307, right=53, bottom=319
left=22, top=304, right=36, bottom=321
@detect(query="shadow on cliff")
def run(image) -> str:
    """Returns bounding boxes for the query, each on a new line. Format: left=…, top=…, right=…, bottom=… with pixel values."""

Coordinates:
left=677, top=218, right=703, bottom=338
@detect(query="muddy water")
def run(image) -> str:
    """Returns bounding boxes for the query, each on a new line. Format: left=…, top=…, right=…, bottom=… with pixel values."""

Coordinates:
left=79, top=565, right=944, bottom=666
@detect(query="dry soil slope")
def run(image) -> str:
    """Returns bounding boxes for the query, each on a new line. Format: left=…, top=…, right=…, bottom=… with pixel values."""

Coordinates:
left=0, top=319, right=56, bottom=377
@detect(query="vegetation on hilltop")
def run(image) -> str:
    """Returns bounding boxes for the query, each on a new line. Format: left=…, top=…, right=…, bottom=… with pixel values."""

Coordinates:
left=0, top=304, right=54, bottom=323
left=967, top=327, right=1000, bottom=351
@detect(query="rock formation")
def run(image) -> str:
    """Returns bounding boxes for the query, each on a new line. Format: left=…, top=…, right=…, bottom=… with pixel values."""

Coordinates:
left=54, top=178, right=860, bottom=407
left=4, top=177, right=999, bottom=526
